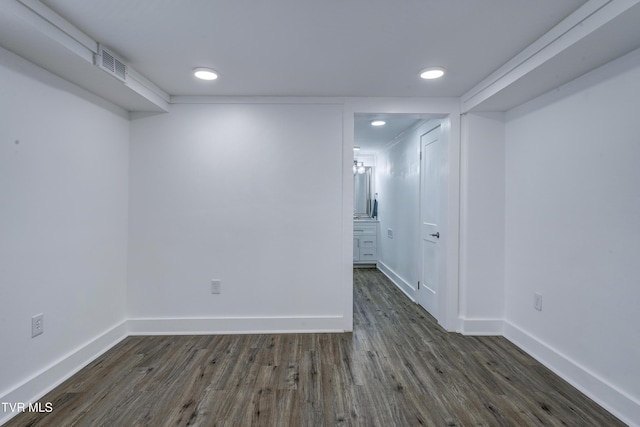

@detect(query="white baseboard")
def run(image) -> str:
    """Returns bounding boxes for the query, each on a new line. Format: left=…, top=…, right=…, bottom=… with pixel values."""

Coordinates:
left=377, top=261, right=416, bottom=302
left=4, top=314, right=635, bottom=426
left=504, top=321, right=640, bottom=427
left=0, top=315, right=344, bottom=425
left=459, top=318, right=504, bottom=335
left=0, top=321, right=128, bottom=426
left=127, top=315, right=346, bottom=335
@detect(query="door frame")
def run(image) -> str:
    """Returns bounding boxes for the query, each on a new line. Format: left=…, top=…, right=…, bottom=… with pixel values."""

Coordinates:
left=342, top=98, right=461, bottom=332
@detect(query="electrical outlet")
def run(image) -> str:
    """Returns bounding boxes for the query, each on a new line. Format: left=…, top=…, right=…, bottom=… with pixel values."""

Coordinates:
left=387, top=228, right=393, bottom=238
left=32, top=313, right=44, bottom=337
left=534, top=293, right=543, bottom=311
left=211, top=279, right=221, bottom=295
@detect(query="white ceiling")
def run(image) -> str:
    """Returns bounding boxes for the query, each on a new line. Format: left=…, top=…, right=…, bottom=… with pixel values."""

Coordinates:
left=2, top=0, right=640, bottom=151
left=354, top=114, right=434, bottom=154
left=3, top=0, right=586, bottom=98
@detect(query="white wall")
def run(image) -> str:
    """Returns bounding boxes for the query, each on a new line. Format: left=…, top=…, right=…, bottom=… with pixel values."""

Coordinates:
left=459, top=112, right=505, bottom=334
left=504, top=49, right=640, bottom=424
left=0, top=47, right=129, bottom=419
left=375, top=121, right=438, bottom=298
left=127, top=101, right=346, bottom=333
left=6, top=34, right=636, bottom=422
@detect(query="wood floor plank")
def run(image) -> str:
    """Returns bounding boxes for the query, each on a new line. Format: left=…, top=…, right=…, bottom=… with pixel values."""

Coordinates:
left=4, top=268, right=626, bottom=426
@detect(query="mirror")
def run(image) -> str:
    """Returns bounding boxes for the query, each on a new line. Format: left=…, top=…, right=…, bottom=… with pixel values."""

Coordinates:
left=354, top=166, right=372, bottom=217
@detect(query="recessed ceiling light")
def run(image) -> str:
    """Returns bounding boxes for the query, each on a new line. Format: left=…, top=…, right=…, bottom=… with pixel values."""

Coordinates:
left=371, top=120, right=386, bottom=127
left=353, top=146, right=361, bottom=151
left=420, top=66, right=445, bottom=79
left=193, top=67, right=218, bottom=80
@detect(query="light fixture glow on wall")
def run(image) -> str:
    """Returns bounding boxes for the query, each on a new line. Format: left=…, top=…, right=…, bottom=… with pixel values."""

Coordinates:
left=193, top=67, right=218, bottom=80
left=420, top=66, right=445, bottom=79
left=371, top=120, right=386, bottom=126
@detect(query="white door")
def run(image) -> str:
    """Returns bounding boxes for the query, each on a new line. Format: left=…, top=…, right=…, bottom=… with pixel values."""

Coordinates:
left=418, top=126, right=445, bottom=318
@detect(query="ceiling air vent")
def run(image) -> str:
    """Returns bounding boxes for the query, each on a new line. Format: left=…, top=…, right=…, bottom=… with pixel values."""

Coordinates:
left=95, top=44, right=127, bottom=82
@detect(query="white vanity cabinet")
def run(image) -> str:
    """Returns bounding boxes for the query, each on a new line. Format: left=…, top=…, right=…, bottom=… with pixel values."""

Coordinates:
left=353, top=221, right=378, bottom=265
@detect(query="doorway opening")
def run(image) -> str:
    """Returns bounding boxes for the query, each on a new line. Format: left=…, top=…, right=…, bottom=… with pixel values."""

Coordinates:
left=351, top=112, right=454, bottom=328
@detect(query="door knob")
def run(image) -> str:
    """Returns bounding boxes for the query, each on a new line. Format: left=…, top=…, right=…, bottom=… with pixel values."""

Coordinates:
left=429, top=232, right=440, bottom=239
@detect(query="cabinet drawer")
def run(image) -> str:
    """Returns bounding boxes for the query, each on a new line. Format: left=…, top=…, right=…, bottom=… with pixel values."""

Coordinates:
left=359, top=235, right=377, bottom=248
left=359, top=248, right=377, bottom=261
left=354, top=224, right=376, bottom=235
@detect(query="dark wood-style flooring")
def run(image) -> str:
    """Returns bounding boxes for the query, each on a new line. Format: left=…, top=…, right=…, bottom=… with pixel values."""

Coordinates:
left=5, top=268, right=624, bottom=426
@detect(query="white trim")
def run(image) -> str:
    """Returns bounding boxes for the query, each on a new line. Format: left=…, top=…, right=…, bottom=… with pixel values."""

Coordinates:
left=343, top=105, right=355, bottom=332
left=17, top=0, right=98, bottom=53
left=504, top=321, right=640, bottom=427
left=461, top=0, right=640, bottom=112
left=127, top=316, right=345, bottom=335
left=0, top=315, right=343, bottom=425
left=441, top=115, right=462, bottom=332
left=507, top=44, right=640, bottom=121
left=10, top=0, right=96, bottom=63
left=126, top=68, right=171, bottom=107
left=0, top=321, right=128, bottom=426
left=343, top=97, right=461, bottom=333
left=377, top=262, right=416, bottom=302
left=8, top=0, right=170, bottom=112
left=5, top=4, right=92, bottom=62
left=171, top=96, right=346, bottom=105
left=459, top=318, right=504, bottom=336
